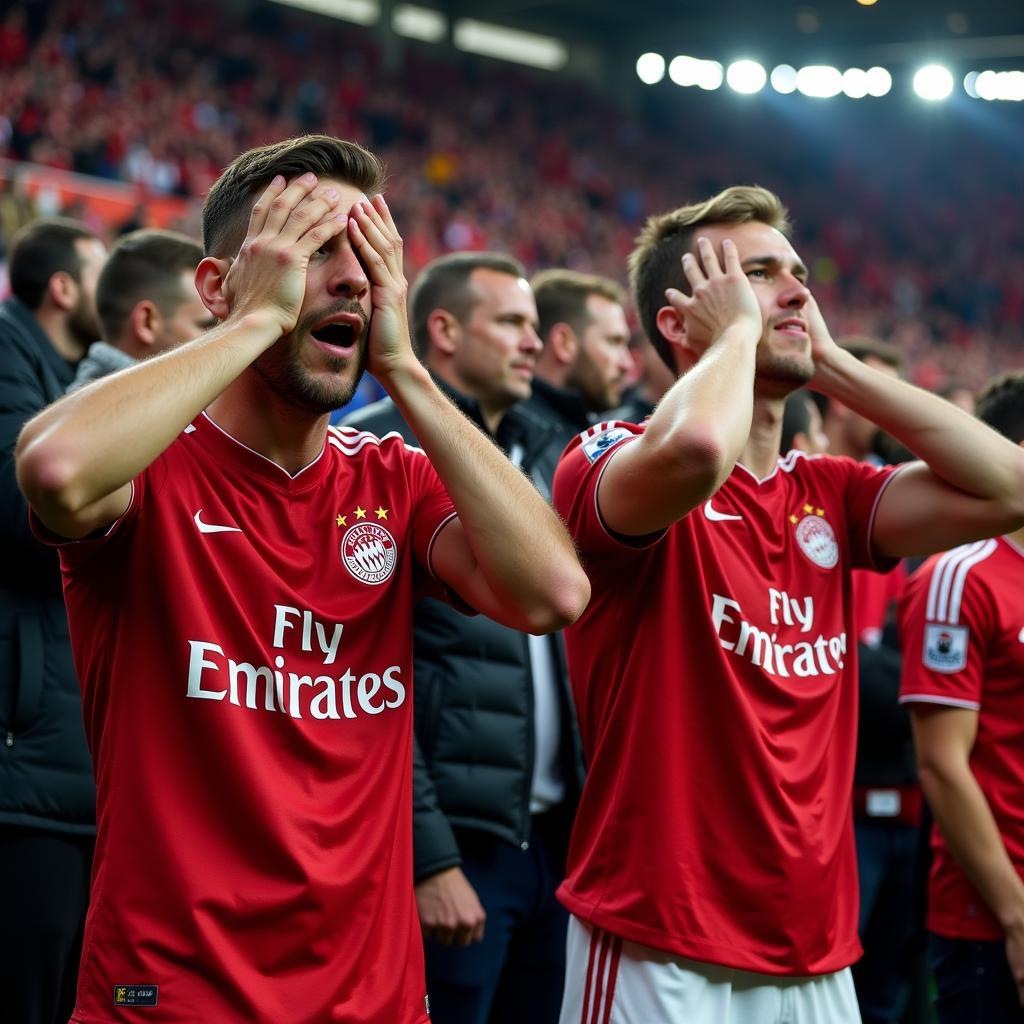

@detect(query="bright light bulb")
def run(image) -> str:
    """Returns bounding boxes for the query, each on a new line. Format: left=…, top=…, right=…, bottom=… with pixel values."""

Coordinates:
left=636, top=52, right=666, bottom=85
left=726, top=60, right=767, bottom=94
left=913, top=64, right=954, bottom=101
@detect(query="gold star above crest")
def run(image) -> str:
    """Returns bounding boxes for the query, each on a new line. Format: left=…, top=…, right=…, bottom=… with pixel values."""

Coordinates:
left=354, top=506, right=367, bottom=520
left=816, top=507, right=825, bottom=517
left=803, top=504, right=814, bottom=514
left=375, top=506, right=389, bottom=520
left=789, top=514, right=799, bottom=524
left=336, top=514, right=347, bottom=527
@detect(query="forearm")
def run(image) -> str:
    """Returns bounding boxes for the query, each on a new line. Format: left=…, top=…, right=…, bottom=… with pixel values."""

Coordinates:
left=815, top=349, right=1024, bottom=503
left=921, top=763, right=1024, bottom=931
left=17, top=312, right=279, bottom=515
left=385, top=362, right=586, bottom=623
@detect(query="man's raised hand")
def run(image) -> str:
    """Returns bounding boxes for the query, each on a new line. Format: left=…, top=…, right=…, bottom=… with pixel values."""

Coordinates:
left=347, top=194, right=415, bottom=380
left=224, top=173, right=348, bottom=334
left=666, top=236, right=761, bottom=354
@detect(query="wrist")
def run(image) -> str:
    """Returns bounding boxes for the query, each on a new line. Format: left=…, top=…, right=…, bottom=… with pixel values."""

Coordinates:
left=227, top=309, right=287, bottom=345
left=810, top=344, right=856, bottom=397
left=378, top=356, right=432, bottom=395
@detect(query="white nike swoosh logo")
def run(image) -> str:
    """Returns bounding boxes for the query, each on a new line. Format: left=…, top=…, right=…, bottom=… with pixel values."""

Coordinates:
left=194, top=510, right=242, bottom=534
left=703, top=499, right=743, bottom=523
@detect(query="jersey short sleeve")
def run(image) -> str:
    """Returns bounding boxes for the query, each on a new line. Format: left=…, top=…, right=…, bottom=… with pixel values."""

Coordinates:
left=898, top=542, right=998, bottom=709
left=401, top=443, right=457, bottom=579
left=824, top=456, right=902, bottom=572
left=552, top=420, right=649, bottom=555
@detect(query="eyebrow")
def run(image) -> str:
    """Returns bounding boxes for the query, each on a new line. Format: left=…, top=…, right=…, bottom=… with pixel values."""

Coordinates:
left=742, top=254, right=809, bottom=281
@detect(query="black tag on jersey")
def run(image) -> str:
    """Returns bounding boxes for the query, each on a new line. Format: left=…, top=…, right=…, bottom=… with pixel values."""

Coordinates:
left=113, top=985, right=159, bottom=1007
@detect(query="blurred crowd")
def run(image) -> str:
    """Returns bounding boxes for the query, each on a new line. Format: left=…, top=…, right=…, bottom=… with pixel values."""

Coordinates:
left=1, top=0, right=1022, bottom=393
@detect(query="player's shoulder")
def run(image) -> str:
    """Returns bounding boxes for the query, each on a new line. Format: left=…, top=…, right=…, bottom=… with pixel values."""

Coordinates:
left=907, top=537, right=1002, bottom=608
left=561, top=419, right=643, bottom=467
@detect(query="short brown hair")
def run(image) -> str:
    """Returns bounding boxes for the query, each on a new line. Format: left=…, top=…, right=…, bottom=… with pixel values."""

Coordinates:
left=530, top=268, right=626, bottom=341
left=629, top=185, right=790, bottom=371
left=97, top=229, right=204, bottom=342
left=409, top=251, right=525, bottom=356
left=976, top=371, right=1024, bottom=445
left=9, top=217, right=100, bottom=311
left=838, top=336, right=904, bottom=372
left=202, top=135, right=385, bottom=258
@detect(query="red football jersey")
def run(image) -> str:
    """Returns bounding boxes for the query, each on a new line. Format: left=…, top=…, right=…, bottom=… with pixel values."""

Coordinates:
left=553, top=421, right=899, bottom=976
left=36, top=417, right=457, bottom=1024
left=899, top=536, right=1024, bottom=941
left=852, top=563, right=906, bottom=646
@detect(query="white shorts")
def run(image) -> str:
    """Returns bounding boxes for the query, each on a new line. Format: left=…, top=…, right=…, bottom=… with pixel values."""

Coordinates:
left=559, top=916, right=861, bottom=1024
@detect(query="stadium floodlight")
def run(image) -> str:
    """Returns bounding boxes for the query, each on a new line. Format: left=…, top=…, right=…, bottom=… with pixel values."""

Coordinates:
left=392, top=4, right=446, bottom=42
left=913, top=64, right=954, bottom=101
left=963, top=71, right=980, bottom=99
left=796, top=65, right=843, bottom=98
left=669, top=55, right=723, bottom=90
left=636, top=52, right=666, bottom=85
left=770, top=64, right=798, bottom=94
left=726, top=60, right=767, bottom=94
left=453, top=19, right=567, bottom=70
left=841, top=68, right=869, bottom=99
left=269, top=0, right=379, bottom=23
left=976, top=69, right=1024, bottom=101
left=865, top=66, right=892, bottom=97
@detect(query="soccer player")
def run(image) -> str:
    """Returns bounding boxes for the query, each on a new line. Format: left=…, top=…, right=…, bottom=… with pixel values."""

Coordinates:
left=15, top=135, right=590, bottom=1024
left=899, top=371, right=1024, bottom=1023
left=551, top=185, right=1024, bottom=1023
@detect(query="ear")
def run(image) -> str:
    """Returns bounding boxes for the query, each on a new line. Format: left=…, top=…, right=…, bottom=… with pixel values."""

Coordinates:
left=128, top=300, right=160, bottom=347
left=195, top=257, right=232, bottom=320
left=792, top=431, right=811, bottom=454
left=653, top=303, right=693, bottom=375
left=47, top=271, right=78, bottom=313
left=547, top=323, right=577, bottom=367
left=425, top=309, right=461, bottom=357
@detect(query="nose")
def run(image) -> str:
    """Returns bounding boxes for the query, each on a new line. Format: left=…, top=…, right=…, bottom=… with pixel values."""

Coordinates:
left=522, top=325, right=543, bottom=355
left=779, top=275, right=810, bottom=310
left=616, top=346, right=633, bottom=375
left=327, top=247, right=369, bottom=301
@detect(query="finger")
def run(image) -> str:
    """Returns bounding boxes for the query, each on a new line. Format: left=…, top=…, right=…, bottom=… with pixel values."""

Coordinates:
left=351, top=202, right=401, bottom=277
left=371, top=193, right=401, bottom=239
left=664, top=287, right=693, bottom=313
left=246, top=175, right=287, bottom=240
left=294, top=210, right=349, bottom=259
left=472, top=920, right=486, bottom=943
left=277, top=187, right=343, bottom=246
left=260, top=172, right=319, bottom=237
left=433, top=927, right=454, bottom=947
left=680, top=252, right=706, bottom=292
left=721, top=237, right=743, bottom=276
left=347, top=215, right=391, bottom=286
left=696, top=236, right=723, bottom=278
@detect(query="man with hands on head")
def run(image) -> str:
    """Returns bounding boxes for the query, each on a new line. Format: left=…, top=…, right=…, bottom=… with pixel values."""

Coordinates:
left=552, top=185, right=1024, bottom=1024
left=16, top=135, right=589, bottom=1024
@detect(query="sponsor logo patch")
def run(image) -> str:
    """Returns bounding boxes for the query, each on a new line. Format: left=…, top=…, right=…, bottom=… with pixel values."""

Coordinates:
left=341, top=522, right=398, bottom=585
left=923, top=623, right=969, bottom=673
left=794, top=514, right=839, bottom=569
left=113, top=986, right=159, bottom=1007
left=581, top=427, right=631, bottom=464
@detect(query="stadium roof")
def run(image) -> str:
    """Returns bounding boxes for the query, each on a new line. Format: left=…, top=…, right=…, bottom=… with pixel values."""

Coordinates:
left=444, top=0, right=1024, bottom=68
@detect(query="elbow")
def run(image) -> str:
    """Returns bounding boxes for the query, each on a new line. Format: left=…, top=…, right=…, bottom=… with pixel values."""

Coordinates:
left=15, top=435, right=86, bottom=520
left=663, top=426, right=733, bottom=499
left=526, top=569, right=591, bottom=635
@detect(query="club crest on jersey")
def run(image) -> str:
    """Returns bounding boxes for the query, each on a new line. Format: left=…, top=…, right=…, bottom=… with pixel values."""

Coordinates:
left=341, top=522, right=397, bottom=585
left=923, top=623, right=969, bottom=673
left=793, top=510, right=839, bottom=569
left=582, top=426, right=630, bottom=464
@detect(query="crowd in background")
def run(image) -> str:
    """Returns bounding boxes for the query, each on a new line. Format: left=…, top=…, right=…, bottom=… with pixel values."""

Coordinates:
left=2, top=0, right=1022, bottom=393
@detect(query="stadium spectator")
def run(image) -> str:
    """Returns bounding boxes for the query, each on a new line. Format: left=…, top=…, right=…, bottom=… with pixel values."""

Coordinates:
left=550, top=185, right=1024, bottom=1022
left=345, top=251, right=585, bottom=1024
left=0, top=216, right=105, bottom=1024
left=899, top=370, right=1024, bottom=1024
left=781, top=388, right=829, bottom=455
left=613, top=330, right=675, bottom=424
left=15, top=135, right=588, bottom=1023
left=69, top=228, right=214, bottom=391
left=527, top=268, right=632, bottom=443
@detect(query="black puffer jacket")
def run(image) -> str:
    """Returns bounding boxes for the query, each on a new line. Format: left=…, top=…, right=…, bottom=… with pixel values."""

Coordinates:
left=0, top=298, right=95, bottom=834
left=342, top=381, right=585, bottom=878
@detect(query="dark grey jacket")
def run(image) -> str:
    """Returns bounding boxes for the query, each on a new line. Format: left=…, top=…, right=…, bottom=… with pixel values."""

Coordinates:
left=0, top=298, right=95, bottom=834
left=342, top=381, right=584, bottom=879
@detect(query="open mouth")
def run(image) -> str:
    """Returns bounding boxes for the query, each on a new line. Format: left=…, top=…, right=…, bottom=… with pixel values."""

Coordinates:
left=311, top=322, right=358, bottom=349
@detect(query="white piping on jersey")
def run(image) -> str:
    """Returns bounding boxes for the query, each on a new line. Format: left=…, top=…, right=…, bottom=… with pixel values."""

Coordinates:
left=199, top=412, right=326, bottom=480
left=925, top=539, right=997, bottom=625
left=425, top=510, right=459, bottom=578
left=183, top=423, right=196, bottom=434
left=1004, top=535, right=1024, bottom=559
left=327, top=425, right=426, bottom=456
left=899, top=692, right=981, bottom=710
left=735, top=447, right=826, bottom=485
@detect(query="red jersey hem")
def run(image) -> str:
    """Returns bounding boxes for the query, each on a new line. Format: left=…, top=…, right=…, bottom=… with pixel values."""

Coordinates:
left=558, top=887, right=862, bottom=977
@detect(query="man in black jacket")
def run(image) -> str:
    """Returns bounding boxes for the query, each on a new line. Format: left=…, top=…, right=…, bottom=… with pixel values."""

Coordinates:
left=526, top=268, right=634, bottom=444
left=343, top=251, right=584, bottom=1024
left=0, top=217, right=106, bottom=1024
